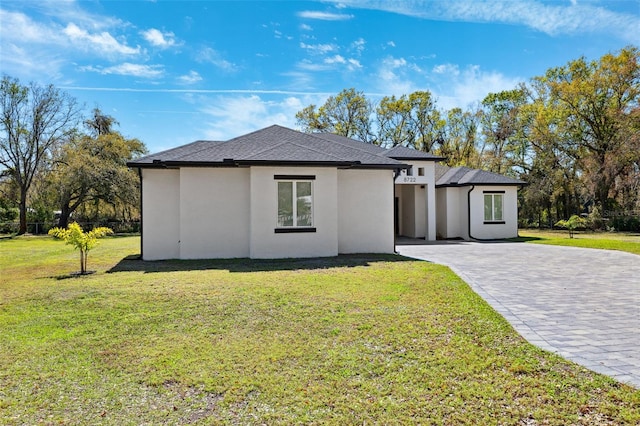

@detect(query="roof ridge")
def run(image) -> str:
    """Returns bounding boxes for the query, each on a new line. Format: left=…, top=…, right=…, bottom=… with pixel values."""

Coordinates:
left=245, top=139, right=349, bottom=162
left=312, top=132, right=389, bottom=158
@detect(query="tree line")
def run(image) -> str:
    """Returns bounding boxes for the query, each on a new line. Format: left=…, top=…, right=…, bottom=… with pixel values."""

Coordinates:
left=296, top=46, right=640, bottom=230
left=0, top=76, right=146, bottom=235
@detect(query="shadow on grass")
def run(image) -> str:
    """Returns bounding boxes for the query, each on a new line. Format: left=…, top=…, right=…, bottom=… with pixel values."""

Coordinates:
left=108, top=253, right=414, bottom=274
left=51, top=271, right=98, bottom=280
left=507, top=236, right=544, bottom=242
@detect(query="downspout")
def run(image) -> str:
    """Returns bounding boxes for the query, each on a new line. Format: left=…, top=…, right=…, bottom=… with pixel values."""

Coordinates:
left=467, top=184, right=495, bottom=242
left=393, top=168, right=400, bottom=254
left=137, top=168, right=143, bottom=260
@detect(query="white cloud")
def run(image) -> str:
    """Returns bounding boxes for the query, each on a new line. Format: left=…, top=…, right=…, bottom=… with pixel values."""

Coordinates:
left=0, top=9, right=61, bottom=43
left=351, top=38, right=366, bottom=54
left=434, top=65, right=523, bottom=110
left=386, top=41, right=396, bottom=48
left=198, top=95, right=304, bottom=140
left=196, top=47, right=238, bottom=72
left=300, top=23, right=313, bottom=31
left=375, top=56, right=423, bottom=96
left=331, top=0, right=640, bottom=44
left=297, top=11, right=354, bottom=20
left=324, top=55, right=346, bottom=65
left=141, top=28, right=178, bottom=48
left=432, top=63, right=460, bottom=76
left=300, top=42, right=337, bottom=54
left=177, top=71, right=202, bottom=84
left=82, top=63, right=164, bottom=78
left=63, top=23, right=140, bottom=55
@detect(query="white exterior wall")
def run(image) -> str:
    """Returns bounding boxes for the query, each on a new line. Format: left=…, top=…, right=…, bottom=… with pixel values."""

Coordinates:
left=435, top=188, right=447, bottom=239
left=179, top=168, right=250, bottom=259
left=141, top=168, right=180, bottom=260
left=249, top=167, right=338, bottom=258
left=338, top=169, right=395, bottom=254
left=469, top=186, right=519, bottom=240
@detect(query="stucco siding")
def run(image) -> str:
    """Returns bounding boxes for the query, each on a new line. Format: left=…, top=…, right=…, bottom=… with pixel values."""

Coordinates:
left=436, top=188, right=447, bottom=239
left=338, top=169, right=395, bottom=254
left=469, top=185, right=519, bottom=239
left=249, top=167, right=338, bottom=258
left=179, top=168, right=250, bottom=259
left=141, top=168, right=180, bottom=260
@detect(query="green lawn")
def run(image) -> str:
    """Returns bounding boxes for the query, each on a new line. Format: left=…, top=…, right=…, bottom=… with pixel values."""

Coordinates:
left=515, top=229, right=640, bottom=256
left=1, top=236, right=638, bottom=424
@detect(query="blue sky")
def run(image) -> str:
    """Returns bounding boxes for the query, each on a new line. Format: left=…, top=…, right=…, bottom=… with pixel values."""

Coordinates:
left=1, top=1, right=638, bottom=153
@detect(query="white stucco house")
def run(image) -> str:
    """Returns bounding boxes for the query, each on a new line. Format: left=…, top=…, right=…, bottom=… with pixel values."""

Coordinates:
left=128, top=125, right=524, bottom=260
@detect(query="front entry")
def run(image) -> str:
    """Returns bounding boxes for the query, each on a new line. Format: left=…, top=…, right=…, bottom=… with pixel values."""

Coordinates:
left=395, top=184, right=430, bottom=239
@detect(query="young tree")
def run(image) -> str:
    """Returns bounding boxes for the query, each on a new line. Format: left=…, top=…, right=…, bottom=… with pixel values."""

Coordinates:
left=0, top=76, right=80, bottom=234
left=48, top=222, right=113, bottom=274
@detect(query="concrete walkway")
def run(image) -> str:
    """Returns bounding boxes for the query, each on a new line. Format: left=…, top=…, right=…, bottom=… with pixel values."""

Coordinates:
left=396, top=240, right=640, bottom=388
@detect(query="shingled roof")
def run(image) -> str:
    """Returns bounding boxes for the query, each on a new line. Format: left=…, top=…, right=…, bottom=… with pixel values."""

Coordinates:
left=384, top=145, right=445, bottom=161
left=129, top=125, right=444, bottom=170
left=435, top=164, right=525, bottom=187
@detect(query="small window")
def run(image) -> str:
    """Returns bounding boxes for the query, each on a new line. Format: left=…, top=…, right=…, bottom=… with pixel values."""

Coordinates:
left=418, top=167, right=424, bottom=176
left=277, top=181, right=313, bottom=228
left=484, top=193, right=504, bottom=223
left=407, top=166, right=413, bottom=176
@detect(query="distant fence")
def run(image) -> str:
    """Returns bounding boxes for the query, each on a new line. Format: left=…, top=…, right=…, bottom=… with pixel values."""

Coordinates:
left=0, top=221, right=140, bottom=235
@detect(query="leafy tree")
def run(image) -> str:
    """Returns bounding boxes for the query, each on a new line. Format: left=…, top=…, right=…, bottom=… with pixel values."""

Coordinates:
left=540, top=46, right=640, bottom=211
left=438, top=107, right=481, bottom=167
left=48, top=109, right=146, bottom=228
left=0, top=76, right=80, bottom=234
left=295, top=88, right=375, bottom=143
left=49, top=222, right=113, bottom=274
left=480, top=87, right=530, bottom=175
left=376, top=91, right=445, bottom=151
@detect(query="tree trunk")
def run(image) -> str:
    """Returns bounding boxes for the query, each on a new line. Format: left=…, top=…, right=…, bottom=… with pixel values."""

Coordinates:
left=58, top=203, right=72, bottom=228
left=18, top=191, right=27, bottom=235
left=80, top=249, right=86, bottom=274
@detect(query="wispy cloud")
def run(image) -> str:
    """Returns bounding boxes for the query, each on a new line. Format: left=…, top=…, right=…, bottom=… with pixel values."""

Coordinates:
left=177, top=71, right=203, bottom=84
left=433, top=65, right=523, bottom=110
left=197, top=95, right=304, bottom=140
left=64, top=23, right=140, bottom=55
left=81, top=63, right=164, bottom=78
left=300, top=42, right=338, bottom=54
left=375, top=56, right=424, bottom=95
left=196, top=47, right=238, bottom=72
left=332, top=0, right=640, bottom=43
left=297, top=11, right=354, bottom=21
left=141, top=28, right=179, bottom=49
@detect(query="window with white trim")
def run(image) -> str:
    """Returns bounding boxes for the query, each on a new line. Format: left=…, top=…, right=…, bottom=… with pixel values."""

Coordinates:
left=277, top=180, right=313, bottom=229
left=484, top=192, right=504, bottom=223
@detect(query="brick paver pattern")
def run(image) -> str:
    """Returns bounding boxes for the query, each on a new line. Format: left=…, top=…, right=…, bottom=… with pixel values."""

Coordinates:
left=396, top=241, right=640, bottom=388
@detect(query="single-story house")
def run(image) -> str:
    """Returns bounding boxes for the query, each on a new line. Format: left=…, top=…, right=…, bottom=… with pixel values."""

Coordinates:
left=128, top=125, right=523, bottom=260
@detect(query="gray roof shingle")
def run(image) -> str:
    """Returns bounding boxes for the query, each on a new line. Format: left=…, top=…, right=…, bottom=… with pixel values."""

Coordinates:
left=129, top=125, right=405, bottom=169
left=435, top=164, right=525, bottom=186
left=384, top=145, right=445, bottom=161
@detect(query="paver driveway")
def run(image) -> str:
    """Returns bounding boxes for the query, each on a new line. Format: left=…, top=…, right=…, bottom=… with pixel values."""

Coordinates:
left=396, top=241, right=640, bottom=388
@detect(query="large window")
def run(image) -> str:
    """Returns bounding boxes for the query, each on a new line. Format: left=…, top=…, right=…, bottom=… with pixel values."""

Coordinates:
left=276, top=177, right=314, bottom=231
left=484, top=192, right=504, bottom=223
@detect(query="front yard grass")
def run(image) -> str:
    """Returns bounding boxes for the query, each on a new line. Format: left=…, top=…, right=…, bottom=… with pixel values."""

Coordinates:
left=1, top=236, right=638, bottom=424
left=515, top=229, right=640, bottom=256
